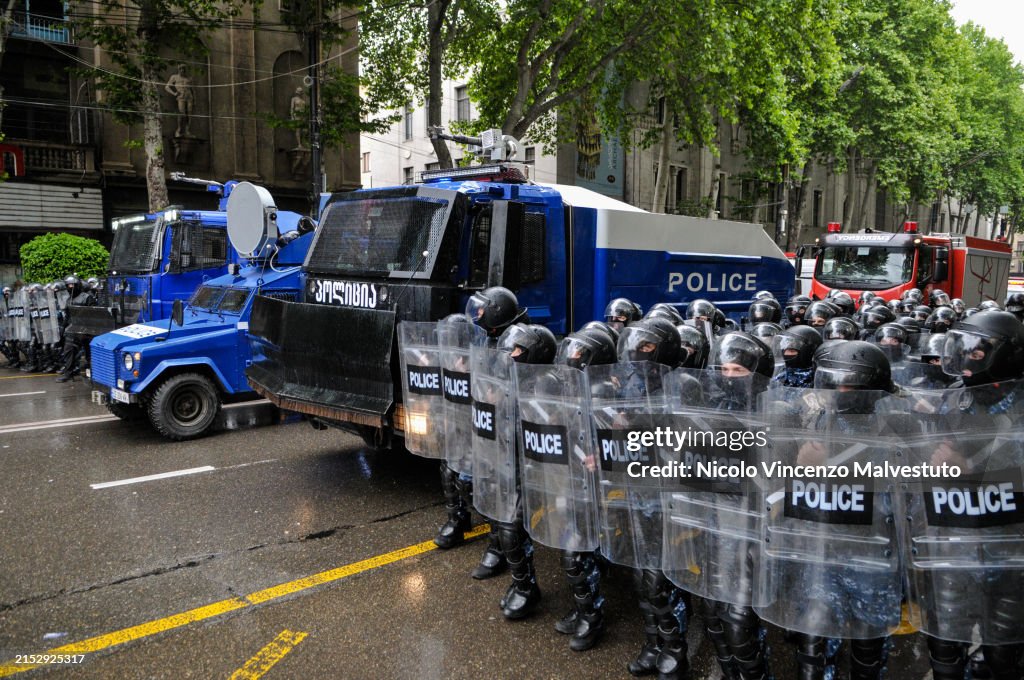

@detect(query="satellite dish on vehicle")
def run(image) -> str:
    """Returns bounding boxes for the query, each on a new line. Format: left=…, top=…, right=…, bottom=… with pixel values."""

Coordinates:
left=227, top=182, right=279, bottom=257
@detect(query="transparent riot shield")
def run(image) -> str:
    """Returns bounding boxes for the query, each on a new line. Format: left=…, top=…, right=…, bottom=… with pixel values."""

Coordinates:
left=12, top=289, right=31, bottom=343
left=39, top=288, right=59, bottom=345
left=397, top=322, right=446, bottom=459
left=661, top=368, right=770, bottom=607
left=516, top=362, right=599, bottom=552
left=470, top=346, right=518, bottom=523
left=438, top=321, right=485, bottom=475
left=754, top=389, right=902, bottom=639
left=896, top=381, right=1024, bottom=645
left=0, top=298, right=9, bottom=342
left=26, top=288, right=42, bottom=344
left=588, top=361, right=673, bottom=570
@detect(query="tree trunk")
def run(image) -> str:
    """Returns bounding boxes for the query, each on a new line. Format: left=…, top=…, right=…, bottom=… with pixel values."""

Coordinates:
left=841, top=148, right=856, bottom=230
left=856, top=164, right=876, bottom=230
left=139, top=60, right=169, bottom=212
left=426, top=0, right=453, bottom=168
left=650, top=109, right=673, bottom=213
left=776, top=163, right=790, bottom=245
left=786, top=160, right=812, bottom=251
left=974, top=208, right=982, bottom=236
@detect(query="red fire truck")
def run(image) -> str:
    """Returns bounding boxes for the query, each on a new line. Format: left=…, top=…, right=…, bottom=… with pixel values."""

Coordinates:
left=802, top=221, right=1011, bottom=306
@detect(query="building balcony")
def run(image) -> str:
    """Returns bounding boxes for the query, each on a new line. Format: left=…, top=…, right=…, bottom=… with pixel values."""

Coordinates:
left=7, top=139, right=96, bottom=174
left=8, top=11, right=72, bottom=45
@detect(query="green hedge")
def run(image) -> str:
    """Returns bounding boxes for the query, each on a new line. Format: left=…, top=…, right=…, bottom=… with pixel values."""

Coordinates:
left=20, top=233, right=109, bottom=283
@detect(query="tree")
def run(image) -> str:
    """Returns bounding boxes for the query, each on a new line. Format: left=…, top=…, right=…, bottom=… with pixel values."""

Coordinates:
left=360, top=0, right=495, bottom=168
left=71, top=0, right=249, bottom=212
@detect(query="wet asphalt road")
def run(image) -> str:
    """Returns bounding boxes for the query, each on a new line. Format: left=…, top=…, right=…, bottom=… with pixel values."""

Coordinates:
left=0, top=372, right=937, bottom=679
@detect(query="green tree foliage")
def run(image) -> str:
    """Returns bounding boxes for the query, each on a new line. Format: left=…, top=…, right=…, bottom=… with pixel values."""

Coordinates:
left=71, top=0, right=248, bottom=212
left=20, top=233, right=109, bottom=282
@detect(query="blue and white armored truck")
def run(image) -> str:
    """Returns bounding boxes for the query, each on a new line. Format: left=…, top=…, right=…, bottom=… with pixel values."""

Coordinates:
left=246, top=155, right=793, bottom=447
left=89, top=183, right=314, bottom=440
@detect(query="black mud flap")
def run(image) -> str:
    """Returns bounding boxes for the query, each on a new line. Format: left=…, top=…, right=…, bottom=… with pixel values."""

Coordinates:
left=66, top=305, right=120, bottom=338
left=247, top=295, right=396, bottom=427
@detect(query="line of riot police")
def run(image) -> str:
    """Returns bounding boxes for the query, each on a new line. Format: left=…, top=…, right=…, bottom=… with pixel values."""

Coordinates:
left=397, top=285, right=1024, bottom=680
left=1, top=275, right=101, bottom=381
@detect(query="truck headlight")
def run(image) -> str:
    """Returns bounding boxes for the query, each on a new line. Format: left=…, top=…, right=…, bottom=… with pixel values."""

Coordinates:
left=123, top=352, right=136, bottom=371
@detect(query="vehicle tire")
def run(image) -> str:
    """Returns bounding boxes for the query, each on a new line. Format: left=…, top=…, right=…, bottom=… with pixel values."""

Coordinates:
left=107, top=402, right=144, bottom=421
left=147, top=373, right=221, bottom=441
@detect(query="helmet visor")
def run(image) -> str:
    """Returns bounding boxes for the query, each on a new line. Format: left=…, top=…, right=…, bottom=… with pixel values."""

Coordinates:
left=814, top=367, right=874, bottom=390
left=709, top=334, right=763, bottom=373
left=464, top=294, right=489, bottom=323
left=555, top=336, right=595, bottom=369
left=941, top=329, right=1003, bottom=377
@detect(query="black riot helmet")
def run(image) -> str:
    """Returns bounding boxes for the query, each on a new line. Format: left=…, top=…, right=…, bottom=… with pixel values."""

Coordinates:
left=875, top=323, right=908, bottom=362
left=556, top=326, right=617, bottom=370
left=930, top=290, right=951, bottom=308
left=685, top=299, right=717, bottom=323
left=902, top=288, right=924, bottom=303
left=785, top=295, right=812, bottom=325
left=925, top=306, right=957, bottom=334
left=910, top=305, right=932, bottom=323
left=813, top=340, right=894, bottom=400
left=822, top=317, right=859, bottom=341
left=85, top=276, right=100, bottom=291
left=917, top=332, right=947, bottom=364
left=604, top=297, right=643, bottom=331
left=754, top=290, right=776, bottom=301
left=979, top=299, right=1002, bottom=311
left=645, top=303, right=684, bottom=324
left=65, top=275, right=83, bottom=297
left=806, top=301, right=837, bottom=328
left=497, top=323, right=557, bottom=364
left=466, top=286, right=526, bottom=337
left=2, top=286, right=11, bottom=298
left=942, top=310, right=1024, bottom=385
left=887, top=299, right=902, bottom=315
left=617, top=317, right=681, bottom=367
left=720, top=317, right=738, bottom=333
left=899, top=299, right=917, bottom=315
left=708, top=331, right=774, bottom=379
left=580, top=320, right=620, bottom=345
left=1005, top=293, right=1024, bottom=321
left=675, top=323, right=710, bottom=369
left=896, top=316, right=924, bottom=336
left=963, top=307, right=980, bottom=319
left=829, top=291, right=856, bottom=316
left=775, top=325, right=823, bottom=370
left=950, top=298, right=966, bottom=317
left=748, top=298, right=782, bottom=325
left=750, top=322, right=783, bottom=342
left=861, top=305, right=896, bottom=331
left=857, top=291, right=877, bottom=309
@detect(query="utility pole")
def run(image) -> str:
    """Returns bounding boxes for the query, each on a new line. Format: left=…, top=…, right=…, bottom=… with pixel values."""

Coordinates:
left=307, top=0, right=323, bottom=219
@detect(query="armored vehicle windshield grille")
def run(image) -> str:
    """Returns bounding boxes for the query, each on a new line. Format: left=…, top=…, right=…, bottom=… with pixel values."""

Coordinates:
left=520, top=211, right=545, bottom=284
left=307, top=194, right=449, bottom=277
left=169, top=220, right=228, bottom=273
left=109, top=217, right=162, bottom=273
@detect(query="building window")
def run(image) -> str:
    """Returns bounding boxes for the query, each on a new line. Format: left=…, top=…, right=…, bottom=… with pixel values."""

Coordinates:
left=361, top=152, right=370, bottom=173
left=716, top=173, right=726, bottom=216
left=403, top=166, right=414, bottom=184
left=425, top=162, right=440, bottom=172
left=524, top=147, right=535, bottom=164
left=403, top=104, right=413, bottom=140
left=812, top=190, right=822, bottom=229
left=455, top=86, right=470, bottom=122
left=674, top=166, right=687, bottom=210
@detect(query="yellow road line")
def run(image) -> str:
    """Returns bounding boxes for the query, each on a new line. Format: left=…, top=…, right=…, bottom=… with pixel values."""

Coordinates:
left=228, top=629, right=308, bottom=680
left=0, top=524, right=491, bottom=677
left=0, top=374, right=50, bottom=380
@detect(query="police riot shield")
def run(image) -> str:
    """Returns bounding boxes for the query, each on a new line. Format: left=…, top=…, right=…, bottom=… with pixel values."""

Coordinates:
left=896, top=381, right=1024, bottom=645
left=753, top=388, right=902, bottom=639
left=469, top=346, right=518, bottom=523
left=891, top=361, right=954, bottom=391
left=0, top=297, right=9, bottom=342
left=38, top=287, right=59, bottom=345
left=516, top=362, right=599, bottom=552
left=12, top=289, right=31, bottom=343
left=588, top=361, right=673, bottom=570
left=438, top=321, right=486, bottom=475
left=397, top=322, right=446, bottom=459
left=660, top=368, right=770, bottom=607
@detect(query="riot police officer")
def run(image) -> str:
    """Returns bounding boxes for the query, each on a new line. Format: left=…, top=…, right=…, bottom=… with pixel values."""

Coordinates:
left=784, top=295, right=813, bottom=328
left=605, top=298, right=643, bottom=332
left=1005, top=292, right=1024, bottom=322
left=493, top=322, right=556, bottom=619
left=57, top=275, right=96, bottom=382
left=551, top=325, right=617, bottom=650
left=773, top=325, right=822, bottom=388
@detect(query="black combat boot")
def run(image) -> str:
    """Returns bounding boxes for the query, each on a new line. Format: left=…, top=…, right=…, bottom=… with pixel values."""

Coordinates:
left=926, top=637, right=968, bottom=680
left=434, top=464, right=470, bottom=549
left=561, top=551, right=604, bottom=651
left=628, top=603, right=661, bottom=676
left=471, top=528, right=506, bottom=579
left=497, top=521, right=540, bottom=620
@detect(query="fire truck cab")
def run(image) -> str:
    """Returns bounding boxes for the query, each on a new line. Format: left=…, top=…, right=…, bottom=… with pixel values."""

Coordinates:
left=806, top=221, right=1011, bottom=306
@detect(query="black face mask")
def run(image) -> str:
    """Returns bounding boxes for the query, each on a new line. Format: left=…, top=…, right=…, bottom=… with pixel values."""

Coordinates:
left=879, top=344, right=903, bottom=362
left=625, top=348, right=655, bottom=364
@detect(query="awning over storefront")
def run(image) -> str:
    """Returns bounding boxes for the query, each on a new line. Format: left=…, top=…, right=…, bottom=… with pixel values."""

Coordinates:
left=0, top=182, right=103, bottom=230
